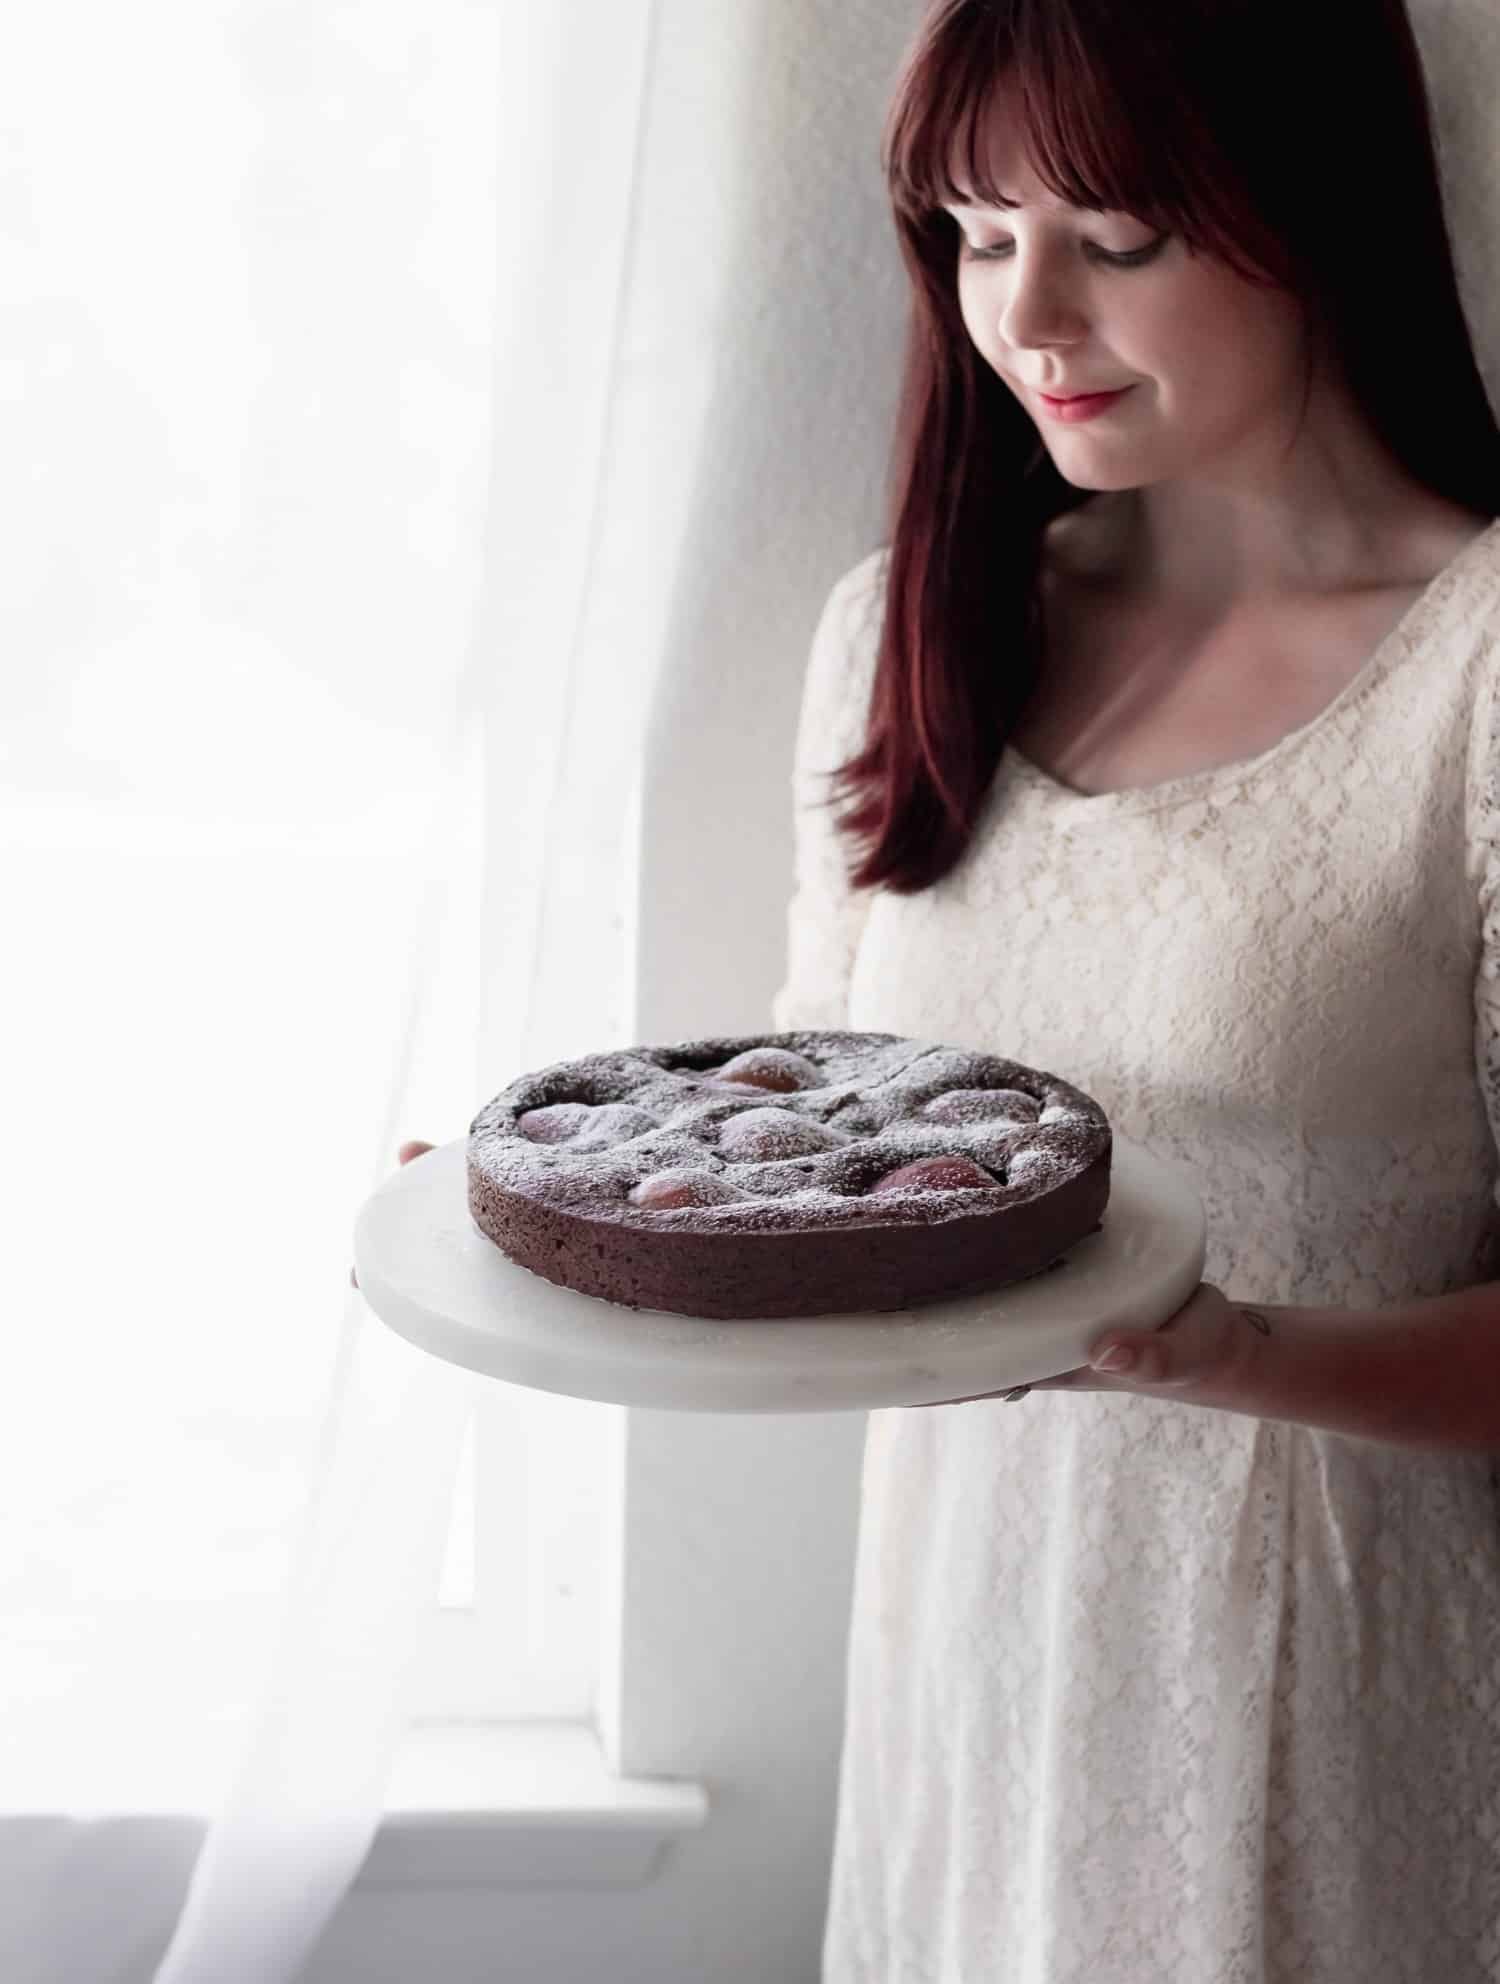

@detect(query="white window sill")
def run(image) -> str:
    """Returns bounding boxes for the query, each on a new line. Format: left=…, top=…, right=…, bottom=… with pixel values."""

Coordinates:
left=361, top=1720, right=710, bottom=1888
left=0, top=1722, right=709, bottom=1893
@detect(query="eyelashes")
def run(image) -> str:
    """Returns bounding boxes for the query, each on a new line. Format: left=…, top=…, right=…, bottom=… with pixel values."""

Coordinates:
left=960, top=235, right=1170, bottom=271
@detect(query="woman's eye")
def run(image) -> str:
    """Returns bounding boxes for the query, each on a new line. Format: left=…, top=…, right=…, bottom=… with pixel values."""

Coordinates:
left=961, top=236, right=1167, bottom=270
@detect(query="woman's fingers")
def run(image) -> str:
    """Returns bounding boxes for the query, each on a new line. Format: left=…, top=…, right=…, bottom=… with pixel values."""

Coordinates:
left=350, top=1140, right=441, bottom=1284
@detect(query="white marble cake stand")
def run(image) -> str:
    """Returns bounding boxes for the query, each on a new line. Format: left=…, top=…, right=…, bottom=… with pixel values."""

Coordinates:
left=352, top=1137, right=1205, bottom=1414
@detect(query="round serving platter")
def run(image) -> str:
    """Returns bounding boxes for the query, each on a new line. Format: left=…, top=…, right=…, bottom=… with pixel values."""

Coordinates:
left=352, top=1135, right=1205, bottom=1414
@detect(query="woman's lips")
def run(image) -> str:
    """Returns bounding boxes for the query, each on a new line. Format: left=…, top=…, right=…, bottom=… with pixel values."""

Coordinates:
left=1037, top=387, right=1133, bottom=423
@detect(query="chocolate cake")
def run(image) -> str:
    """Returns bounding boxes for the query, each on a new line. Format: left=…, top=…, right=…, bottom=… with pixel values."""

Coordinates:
left=465, top=1030, right=1111, bottom=1320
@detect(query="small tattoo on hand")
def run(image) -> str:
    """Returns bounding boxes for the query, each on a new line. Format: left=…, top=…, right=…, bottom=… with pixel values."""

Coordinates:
left=1241, top=1307, right=1272, bottom=1336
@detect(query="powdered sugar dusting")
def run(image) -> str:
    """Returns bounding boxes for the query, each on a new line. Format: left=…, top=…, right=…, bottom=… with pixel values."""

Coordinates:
left=468, top=1029, right=1110, bottom=1236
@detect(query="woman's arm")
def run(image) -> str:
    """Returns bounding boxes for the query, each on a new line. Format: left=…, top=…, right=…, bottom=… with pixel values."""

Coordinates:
left=1026, top=1279, right=1500, bottom=1454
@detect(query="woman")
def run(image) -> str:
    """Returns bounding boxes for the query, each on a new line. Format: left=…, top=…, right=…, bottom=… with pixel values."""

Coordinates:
left=772, top=0, right=1500, bottom=1977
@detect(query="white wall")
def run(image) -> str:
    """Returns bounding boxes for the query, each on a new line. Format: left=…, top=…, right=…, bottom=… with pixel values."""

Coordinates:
left=306, top=1413, right=867, bottom=1984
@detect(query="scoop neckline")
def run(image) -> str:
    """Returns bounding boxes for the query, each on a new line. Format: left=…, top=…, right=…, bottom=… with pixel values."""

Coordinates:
left=1000, top=515, right=1500, bottom=821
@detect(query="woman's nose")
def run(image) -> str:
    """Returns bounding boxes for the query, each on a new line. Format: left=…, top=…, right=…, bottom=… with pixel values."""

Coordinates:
left=996, top=248, right=1087, bottom=352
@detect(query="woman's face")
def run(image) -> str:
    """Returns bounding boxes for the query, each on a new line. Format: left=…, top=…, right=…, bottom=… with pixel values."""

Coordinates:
left=941, top=84, right=1314, bottom=493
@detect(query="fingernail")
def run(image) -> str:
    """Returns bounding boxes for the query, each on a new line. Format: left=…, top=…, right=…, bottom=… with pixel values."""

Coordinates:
left=1002, top=1385, right=1032, bottom=1402
left=1092, top=1344, right=1136, bottom=1373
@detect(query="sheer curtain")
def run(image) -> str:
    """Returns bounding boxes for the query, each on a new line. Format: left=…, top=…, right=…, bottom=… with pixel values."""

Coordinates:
left=3, top=5, right=502, bottom=1979
left=2, top=1, right=904, bottom=1980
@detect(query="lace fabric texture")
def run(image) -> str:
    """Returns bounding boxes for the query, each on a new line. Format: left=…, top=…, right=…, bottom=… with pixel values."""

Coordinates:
left=773, top=523, right=1500, bottom=1983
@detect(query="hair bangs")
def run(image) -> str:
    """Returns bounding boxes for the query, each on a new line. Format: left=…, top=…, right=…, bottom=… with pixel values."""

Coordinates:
left=883, top=0, right=1284, bottom=285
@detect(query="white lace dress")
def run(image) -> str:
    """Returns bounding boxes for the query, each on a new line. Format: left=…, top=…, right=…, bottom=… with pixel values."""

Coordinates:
left=773, top=521, right=1500, bottom=1984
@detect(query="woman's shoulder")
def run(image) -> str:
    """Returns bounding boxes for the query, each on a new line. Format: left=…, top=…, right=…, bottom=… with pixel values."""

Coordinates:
left=1449, top=509, right=1500, bottom=606
left=825, top=543, right=892, bottom=627
left=1415, top=505, right=1500, bottom=596
left=794, top=547, right=891, bottom=765
left=1443, top=512, right=1500, bottom=700
left=1453, top=514, right=1500, bottom=865
left=811, top=544, right=890, bottom=679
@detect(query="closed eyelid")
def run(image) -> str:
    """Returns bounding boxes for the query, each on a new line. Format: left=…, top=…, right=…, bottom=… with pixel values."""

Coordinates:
left=956, top=230, right=1170, bottom=273
left=956, top=215, right=1164, bottom=250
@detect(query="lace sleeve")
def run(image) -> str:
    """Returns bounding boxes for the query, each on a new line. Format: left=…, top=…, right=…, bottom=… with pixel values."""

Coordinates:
left=770, top=550, right=888, bottom=1033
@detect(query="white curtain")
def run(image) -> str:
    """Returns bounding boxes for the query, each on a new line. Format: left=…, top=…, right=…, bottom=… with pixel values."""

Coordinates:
left=3, top=4, right=503, bottom=1978
left=1, top=1, right=905, bottom=1979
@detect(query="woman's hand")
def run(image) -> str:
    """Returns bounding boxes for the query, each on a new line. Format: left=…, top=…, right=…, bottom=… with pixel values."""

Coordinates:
left=348, top=1140, right=437, bottom=1288
left=910, top=1281, right=1271, bottom=1407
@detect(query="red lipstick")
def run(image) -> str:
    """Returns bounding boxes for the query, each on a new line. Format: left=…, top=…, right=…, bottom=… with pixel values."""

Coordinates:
left=1038, top=388, right=1133, bottom=423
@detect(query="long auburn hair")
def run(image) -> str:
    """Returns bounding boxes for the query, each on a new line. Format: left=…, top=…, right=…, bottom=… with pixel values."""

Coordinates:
left=829, top=0, right=1500, bottom=895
